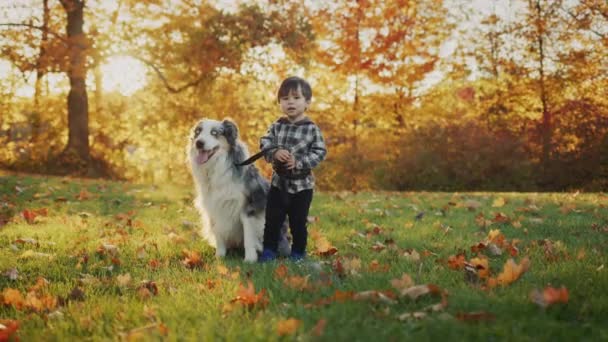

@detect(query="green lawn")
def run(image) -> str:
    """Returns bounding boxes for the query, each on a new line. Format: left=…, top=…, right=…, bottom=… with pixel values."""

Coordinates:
left=1, top=172, right=607, bottom=341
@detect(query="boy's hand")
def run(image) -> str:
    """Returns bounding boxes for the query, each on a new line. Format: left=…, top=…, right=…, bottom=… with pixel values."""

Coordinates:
left=274, top=149, right=292, bottom=163
left=284, top=154, right=296, bottom=170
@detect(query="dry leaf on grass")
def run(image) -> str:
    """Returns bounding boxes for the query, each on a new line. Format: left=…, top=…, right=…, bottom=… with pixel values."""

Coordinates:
left=0, top=319, right=20, bottom=341
left=277, top=318, right=302, bottom=336
left=390, top=274, right=414, bottom=292
left=182, top=249, right=204, bottom=269
left=448, top=253, right=466, bottom=270
left=312, top=318, right=327, bottom=336
left=231, top=281, right=269, bottom=310
left=487, top=257, right=530, bottom=288
left=530, top=286, right=569, bottom=308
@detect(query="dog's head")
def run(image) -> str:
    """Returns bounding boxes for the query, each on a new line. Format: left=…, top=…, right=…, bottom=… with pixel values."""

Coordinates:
left=189, top=118, right=239, bottom=166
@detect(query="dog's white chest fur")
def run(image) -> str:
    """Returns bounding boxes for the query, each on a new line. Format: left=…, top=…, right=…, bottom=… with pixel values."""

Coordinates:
left=195, top=157, right=246, bottom=245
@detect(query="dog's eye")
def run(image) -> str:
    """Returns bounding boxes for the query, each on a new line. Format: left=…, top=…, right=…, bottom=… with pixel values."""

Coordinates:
left=194, top=127, right=202, bottom=137
left=210, top=129, right=219, bottom=137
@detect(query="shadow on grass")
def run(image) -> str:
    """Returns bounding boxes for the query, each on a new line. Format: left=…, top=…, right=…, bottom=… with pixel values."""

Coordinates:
left=0, top=172, right=187, bottom=228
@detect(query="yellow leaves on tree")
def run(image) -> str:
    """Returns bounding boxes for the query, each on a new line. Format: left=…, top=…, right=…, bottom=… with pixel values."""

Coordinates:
left=487, top=257, right=531, bottom=288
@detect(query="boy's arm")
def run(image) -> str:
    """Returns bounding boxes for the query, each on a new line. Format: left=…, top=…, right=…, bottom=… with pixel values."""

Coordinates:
left=260, top=122, right=278, bottom=162
left=295, top=126, right=327, bottom=170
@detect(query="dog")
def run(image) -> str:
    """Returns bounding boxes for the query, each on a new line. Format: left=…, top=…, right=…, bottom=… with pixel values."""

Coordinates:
left=187, top=118, right=289, bottom=262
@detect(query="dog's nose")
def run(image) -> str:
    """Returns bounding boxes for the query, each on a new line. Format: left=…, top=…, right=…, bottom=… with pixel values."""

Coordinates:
left=195, top=140, right=205, bottom=149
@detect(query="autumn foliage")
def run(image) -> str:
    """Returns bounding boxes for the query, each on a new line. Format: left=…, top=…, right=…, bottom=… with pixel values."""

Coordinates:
left=0, top=1, right=605, bottom=190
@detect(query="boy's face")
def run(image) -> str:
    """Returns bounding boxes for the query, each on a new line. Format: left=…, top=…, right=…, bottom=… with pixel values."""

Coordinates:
left=279, top=86, right=310, bottom=121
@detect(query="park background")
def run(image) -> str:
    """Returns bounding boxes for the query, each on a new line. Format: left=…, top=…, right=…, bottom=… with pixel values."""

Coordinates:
left=0, top=0, right=606, bottom=191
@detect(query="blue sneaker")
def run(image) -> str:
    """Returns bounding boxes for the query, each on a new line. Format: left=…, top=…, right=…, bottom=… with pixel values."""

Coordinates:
left=259, top=249, right=277, bottom=263
left=289, top=251, right=306, bottom=262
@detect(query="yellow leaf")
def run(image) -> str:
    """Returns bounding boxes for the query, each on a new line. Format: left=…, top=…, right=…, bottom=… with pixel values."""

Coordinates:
left=277, top=318, right=301, bottom=336
left=469, top=257, right=489, bottom=279
left=117, top=273, right=132, bottom=287
left=492, top=197, right=506, bottom=207
left=488, top=257, right=530, bottom=288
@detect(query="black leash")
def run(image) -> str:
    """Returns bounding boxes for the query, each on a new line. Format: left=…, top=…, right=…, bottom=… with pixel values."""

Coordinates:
left=234, top=146, right=277, bottom=166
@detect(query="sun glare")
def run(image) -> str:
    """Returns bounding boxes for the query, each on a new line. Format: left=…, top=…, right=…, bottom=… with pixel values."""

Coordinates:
left=100, top=55, right=147, bottom=96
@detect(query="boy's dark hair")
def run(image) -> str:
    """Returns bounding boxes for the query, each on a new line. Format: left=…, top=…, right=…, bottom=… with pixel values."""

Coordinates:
left=277, top=76, right=312, bottom=103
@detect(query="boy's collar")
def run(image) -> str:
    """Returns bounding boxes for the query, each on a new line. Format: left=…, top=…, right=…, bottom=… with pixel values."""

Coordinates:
left=278, top=116, right=313, bottom=125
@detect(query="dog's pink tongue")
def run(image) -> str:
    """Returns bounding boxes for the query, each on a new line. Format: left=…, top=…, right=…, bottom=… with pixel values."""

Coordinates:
left=196, top=150, right=210, bottom=164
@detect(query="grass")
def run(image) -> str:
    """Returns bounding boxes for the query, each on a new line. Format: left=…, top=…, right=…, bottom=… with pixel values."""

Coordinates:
left=0, top=171, right=607, bottom=341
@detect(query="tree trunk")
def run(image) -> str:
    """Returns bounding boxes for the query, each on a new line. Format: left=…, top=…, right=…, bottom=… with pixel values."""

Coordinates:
left=34, top=0, right=50, bottom=109
left=534, top=0, right=552, bottom=175
left=61, top=0, right=90, bottom=162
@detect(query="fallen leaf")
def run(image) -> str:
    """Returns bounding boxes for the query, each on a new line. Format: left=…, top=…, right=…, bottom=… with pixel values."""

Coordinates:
left=76, top=189, right=93, bottom=201
left=448, top=253, right=466, bottom=270
left=488, top=257, right=530, bottom=288
left=456, top=311, right=496, bottom=322
left=402, top=249, right=421, bottom=262
left=277, top=318, right=301, bottom=336
left=530, top=286, right=569, bottom=308
left=492, top=197, right=505, bottom=207
left=398, top=311, right=427, bottom=320
left=315, top=236, right=338, bottom=257
left=231, top=281, right=269, bottom=310
left=274, top=264, right=288, bottom=279
left=68, top=287, right=86, bottom=302
left=390, top=274, right=414, bottom=292
left=353, top=290, right=397, bottom=305
left=4, top=268, right=18, bottom=281
left=283, top=275, right=312, bottom=291
left=0, top=319, right=19, bottom=341
left=117, top=273, right=132, bottom=287
left=311, top=319, right=327, bottom=337
left=2, top=288, right=24, bottom=309
left=469, top=257, right=490, bottom=279
left=400, top=284, right=436, bottom=300
left=182, top=249, right=203, bottom=269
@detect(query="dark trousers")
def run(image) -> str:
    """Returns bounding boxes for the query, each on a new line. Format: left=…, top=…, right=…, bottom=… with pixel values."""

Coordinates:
left=263, top=186, right=313, bottom=255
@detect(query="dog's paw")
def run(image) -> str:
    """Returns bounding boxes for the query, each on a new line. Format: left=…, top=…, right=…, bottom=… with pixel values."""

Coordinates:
left=244, top=249, right=258, bottom=263
left=244, top=255, right=258, bottom=263
left=215, top=248, right=227, bottom=258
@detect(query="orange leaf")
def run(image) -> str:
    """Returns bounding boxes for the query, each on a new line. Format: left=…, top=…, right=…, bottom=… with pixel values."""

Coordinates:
left=447, top=253, right=466, bottom=270
left=488, top=257, right=530, bottom=288
left=22, top=209, right=37, bottom=224
left=274, top=264, right=288, bottom=279
left=182, top=249, right=203, bottom=269
left=0, top=319, right=19, bottom=341
left=283, top=275, right=312, bottom=291
left=2, top=288, right=24, bottom=310
left=76, top=189, right=93, bottom=201
left=231, top=281, right=269, bottom=309
left=276, top=318, right=301, bottom=336
left=530, top=286, right=569, bottom=308
left=469, top=257, right=490, bottom=279
left=312, top=318, right=327, bottom=337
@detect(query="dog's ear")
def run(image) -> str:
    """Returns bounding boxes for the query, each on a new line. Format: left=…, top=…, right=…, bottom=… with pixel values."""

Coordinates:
left=221, top=119, right=239, bottom=146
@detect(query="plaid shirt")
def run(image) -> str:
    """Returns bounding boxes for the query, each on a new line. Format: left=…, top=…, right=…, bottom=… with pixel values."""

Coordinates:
left=260, top=116, right=327, bottom=193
